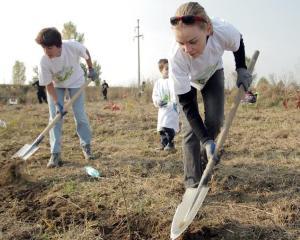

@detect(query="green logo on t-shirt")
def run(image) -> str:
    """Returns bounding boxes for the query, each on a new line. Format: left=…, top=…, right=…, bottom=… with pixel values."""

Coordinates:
left=194, top=64, right=219, bottom=85
left=53, top=67, right=74, bottom=82
left=162, top=94, right=170, bottom=102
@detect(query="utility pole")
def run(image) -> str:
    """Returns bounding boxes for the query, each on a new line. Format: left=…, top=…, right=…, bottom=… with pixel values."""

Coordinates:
left=134, top=19, right=143, bottom=89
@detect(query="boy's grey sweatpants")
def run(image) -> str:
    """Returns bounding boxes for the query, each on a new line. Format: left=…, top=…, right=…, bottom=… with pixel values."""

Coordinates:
left=181, top=69, right=225, bottom=188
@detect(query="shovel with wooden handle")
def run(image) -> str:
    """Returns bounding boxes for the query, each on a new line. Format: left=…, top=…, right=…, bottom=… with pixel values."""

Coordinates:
left=12, top=78, right=92, bottom=161
left=170, top=50, right=260, bottom=240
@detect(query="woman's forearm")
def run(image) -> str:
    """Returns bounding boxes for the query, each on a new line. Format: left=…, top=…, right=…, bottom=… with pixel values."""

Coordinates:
left=178, top=88, right=210, bottom=144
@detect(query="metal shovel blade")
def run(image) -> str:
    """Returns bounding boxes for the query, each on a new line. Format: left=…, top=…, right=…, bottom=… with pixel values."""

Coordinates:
left=12, top=143, right=39, bottom=161
left=170, top=186, right=209, bottom=240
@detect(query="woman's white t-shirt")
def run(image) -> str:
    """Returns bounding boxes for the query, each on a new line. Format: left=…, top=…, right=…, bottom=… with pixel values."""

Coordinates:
left=39, top=40, right=88, bottom=88
left=169, top=18, right=241, bottom=95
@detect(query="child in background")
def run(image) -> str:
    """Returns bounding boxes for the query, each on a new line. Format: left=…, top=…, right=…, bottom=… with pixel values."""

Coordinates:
left=152, top=59, right=179, bottom=151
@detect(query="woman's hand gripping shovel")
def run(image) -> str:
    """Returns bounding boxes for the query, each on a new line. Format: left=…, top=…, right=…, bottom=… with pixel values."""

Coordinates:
left=170, top=50, right=260, bottom=240
left=12, top=78, right=93, bottom=161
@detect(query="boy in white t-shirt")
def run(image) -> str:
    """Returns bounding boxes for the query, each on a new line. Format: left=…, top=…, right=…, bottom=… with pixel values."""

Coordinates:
left=169, top=2, right=252, bottom=189
left=152, top=59, right=179, bottom=151
left=35, top=27, right=97, bottom=168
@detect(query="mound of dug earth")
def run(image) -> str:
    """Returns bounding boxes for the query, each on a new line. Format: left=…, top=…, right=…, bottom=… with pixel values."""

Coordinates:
left=0, top=161, right=26, bottom=186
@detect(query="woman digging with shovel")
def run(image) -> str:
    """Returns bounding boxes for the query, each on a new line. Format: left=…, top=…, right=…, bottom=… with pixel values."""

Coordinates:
left=35, top=27, right=97, bottom=168
left=169, top=3, right=255, bottom=238
left=169, top=2, right=252, bottom=195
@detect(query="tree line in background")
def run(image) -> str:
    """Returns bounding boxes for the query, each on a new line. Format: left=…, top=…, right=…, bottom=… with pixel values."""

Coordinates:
left=12, top=22, right=102, bottom=86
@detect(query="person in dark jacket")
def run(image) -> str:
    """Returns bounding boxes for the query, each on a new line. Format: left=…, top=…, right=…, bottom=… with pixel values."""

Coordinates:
left=32, top=80, right=47, bottom=104
left=102, top=80, right=109, bottom=100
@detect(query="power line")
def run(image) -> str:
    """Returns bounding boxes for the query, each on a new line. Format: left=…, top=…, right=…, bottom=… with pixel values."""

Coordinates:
left=134, top=19, right=143, bottom=89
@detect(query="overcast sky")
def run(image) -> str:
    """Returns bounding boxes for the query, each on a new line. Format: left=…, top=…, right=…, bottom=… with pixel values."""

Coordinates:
left=1, top=0, right=300, bottom=86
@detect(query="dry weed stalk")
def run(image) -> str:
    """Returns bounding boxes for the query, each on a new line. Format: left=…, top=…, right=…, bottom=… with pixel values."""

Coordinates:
left=117, top=170, right=132, bottom=238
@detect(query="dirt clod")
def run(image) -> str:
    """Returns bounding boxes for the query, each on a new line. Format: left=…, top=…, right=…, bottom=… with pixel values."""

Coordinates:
left=0, top=161, right=25, bottom=186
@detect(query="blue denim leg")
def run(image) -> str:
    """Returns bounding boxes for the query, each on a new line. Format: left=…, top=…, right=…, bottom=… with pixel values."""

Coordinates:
left=48, top=88, right=65, bottom=154
left=68, top=88, right=91, bottom=147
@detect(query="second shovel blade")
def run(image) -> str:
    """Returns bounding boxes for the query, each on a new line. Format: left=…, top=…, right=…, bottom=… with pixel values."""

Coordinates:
left=170, top=186, right=209, bottom=240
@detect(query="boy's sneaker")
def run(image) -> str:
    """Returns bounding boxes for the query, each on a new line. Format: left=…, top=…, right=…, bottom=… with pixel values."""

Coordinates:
left=164, top=142, right=175, bottom=151
left=47, top=153, right=62, bottom=168
left=82, top=144, right=94, bottom=160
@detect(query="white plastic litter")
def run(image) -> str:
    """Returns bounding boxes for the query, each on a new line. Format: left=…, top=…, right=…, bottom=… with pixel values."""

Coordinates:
left=0, top=120, right=7, bottom=128
left=84, top=166, right=101, bottom=178
left=8, top=98, right=18, bottom=105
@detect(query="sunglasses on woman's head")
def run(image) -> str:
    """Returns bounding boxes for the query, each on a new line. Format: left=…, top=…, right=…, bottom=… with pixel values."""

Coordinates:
left=170, top=15, right=207, bottom=26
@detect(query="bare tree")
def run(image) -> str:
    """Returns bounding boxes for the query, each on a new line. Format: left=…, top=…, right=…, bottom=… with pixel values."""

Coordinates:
left=31, top=65, right=39, bottom=84
left=62, top=22, right=101, bottom=84
left=62, top=21, right=85, bottom=43
left=93, top=60, right=102, bottom=86
left=12, top=60, right=26, bottom=85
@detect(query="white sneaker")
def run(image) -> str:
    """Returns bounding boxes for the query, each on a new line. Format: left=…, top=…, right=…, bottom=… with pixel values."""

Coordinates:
left=47, top=153, right=62, bottom=168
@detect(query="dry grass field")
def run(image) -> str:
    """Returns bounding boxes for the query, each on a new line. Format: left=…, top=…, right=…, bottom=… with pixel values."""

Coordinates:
left=0, top=94, right=299, bottom=240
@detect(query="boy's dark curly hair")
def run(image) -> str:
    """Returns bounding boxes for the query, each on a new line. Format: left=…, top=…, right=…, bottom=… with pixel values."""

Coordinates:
left=35, top=27, right=62, bottom=48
